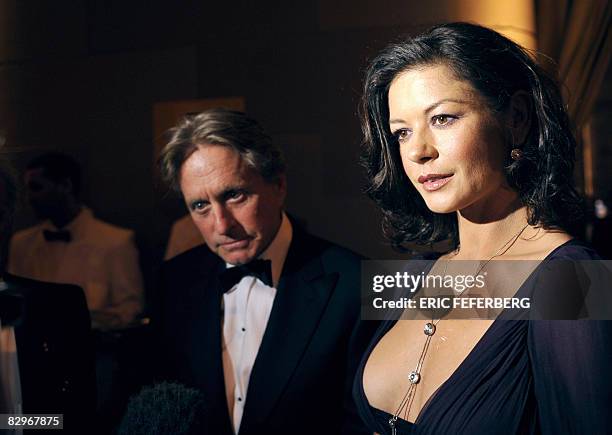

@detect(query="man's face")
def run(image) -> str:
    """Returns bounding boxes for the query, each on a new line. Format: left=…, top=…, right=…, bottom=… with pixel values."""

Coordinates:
left=179, top=144, right=286, bottom=265
left=25, top=168, right=69, bottom=219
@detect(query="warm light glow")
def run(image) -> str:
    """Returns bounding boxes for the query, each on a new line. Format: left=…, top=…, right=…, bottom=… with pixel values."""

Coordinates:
left=319, top=0, right=536, bottom=50
left=449, top=0, right=536, bottom=50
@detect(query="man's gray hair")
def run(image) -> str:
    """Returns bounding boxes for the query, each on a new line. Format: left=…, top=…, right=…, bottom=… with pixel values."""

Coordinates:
left=159, top=109, right=286, bottom=191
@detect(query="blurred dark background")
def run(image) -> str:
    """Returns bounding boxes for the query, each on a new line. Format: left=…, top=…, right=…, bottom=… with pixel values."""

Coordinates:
left=0, top=0, right=610, bottom=280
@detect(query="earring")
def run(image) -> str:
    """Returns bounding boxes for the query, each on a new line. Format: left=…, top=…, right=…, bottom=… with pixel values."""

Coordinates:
left=510, top=148, right=523, bottom=161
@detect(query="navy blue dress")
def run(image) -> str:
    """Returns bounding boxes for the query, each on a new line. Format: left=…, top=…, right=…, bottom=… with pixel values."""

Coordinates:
left=353, top=240, right=612, bottom=434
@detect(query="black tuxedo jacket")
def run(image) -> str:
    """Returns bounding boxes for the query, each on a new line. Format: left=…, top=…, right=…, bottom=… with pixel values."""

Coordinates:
left=157, top=226, right=374, bottom=434
left=3, top=273, right=96, bottom=433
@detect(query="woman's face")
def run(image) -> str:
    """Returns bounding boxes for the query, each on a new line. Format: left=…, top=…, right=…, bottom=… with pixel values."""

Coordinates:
left=388, top=64, right=510, bottom=217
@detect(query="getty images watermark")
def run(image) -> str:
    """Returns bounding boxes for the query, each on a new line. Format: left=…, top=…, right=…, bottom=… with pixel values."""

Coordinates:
left=361, top=259, right=612, bottom=321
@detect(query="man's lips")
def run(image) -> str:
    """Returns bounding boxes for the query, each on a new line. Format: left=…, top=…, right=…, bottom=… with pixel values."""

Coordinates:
left=219, top=238, right=251, bottom=250
left=417, top=173, right=454, bottom=192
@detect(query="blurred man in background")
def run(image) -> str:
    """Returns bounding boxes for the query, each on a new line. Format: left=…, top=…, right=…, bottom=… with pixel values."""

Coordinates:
left=7, top=152, right=145, bottom=430
left=8, top=152, right=143, bottom=330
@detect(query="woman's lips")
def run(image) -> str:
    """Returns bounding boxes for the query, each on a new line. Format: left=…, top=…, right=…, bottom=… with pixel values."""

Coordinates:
left=417, top=174, right=454, bottom=192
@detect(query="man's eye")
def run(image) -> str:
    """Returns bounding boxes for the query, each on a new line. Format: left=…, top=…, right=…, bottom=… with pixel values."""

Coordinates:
left=227, top=191, right=246, bottom=202
left=431, top=114, right=456, bottom=126
left=191, top=201, right=208, bottom=212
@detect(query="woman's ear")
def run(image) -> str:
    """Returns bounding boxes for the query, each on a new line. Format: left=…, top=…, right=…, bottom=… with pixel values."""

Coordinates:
left=506, top=91, right=531, bottom=146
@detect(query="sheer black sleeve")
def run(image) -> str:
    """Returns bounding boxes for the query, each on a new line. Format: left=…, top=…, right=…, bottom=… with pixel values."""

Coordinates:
left=528, top=320, right=612, bottom=433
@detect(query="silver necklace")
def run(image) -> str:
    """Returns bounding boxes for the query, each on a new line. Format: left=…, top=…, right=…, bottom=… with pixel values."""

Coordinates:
left=388, top=224, right=529, bottom=434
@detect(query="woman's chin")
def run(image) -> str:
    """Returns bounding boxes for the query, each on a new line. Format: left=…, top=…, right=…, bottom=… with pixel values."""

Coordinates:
left=423, top=199, right=458, bottom=215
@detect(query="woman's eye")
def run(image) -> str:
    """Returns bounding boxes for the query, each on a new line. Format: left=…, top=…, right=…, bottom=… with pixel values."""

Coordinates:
left=432, top=114, right=455, bottom=126
left=393, top=128, right=412, bottom=142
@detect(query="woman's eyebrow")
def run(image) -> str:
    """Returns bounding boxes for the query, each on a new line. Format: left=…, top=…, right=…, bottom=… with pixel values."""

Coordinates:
left=389, top=98, right=469, bottom=124
left=423, top=98, right=468, bottom=114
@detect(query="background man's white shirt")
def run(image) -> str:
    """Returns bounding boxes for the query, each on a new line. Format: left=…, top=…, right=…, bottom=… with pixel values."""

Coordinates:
left=8, top=208, right=144, bottom=330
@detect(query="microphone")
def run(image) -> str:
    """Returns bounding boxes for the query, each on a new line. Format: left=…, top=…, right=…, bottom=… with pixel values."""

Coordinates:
left=118, top=382, right=206, bottom=435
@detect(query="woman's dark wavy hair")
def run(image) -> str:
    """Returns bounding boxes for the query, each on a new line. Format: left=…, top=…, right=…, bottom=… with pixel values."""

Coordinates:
left=361, top=22, right=583, bottom=250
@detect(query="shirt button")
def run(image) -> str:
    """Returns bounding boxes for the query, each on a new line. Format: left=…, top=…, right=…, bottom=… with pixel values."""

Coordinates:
left=237, top=397, right=242, bottom=402
left=241, top=327, right=246, bottom=332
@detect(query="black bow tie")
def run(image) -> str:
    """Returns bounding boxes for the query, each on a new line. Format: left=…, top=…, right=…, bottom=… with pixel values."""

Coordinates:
left=43, top=229, right=72, bottom=243
left=219, top=259, right=273, bottom=292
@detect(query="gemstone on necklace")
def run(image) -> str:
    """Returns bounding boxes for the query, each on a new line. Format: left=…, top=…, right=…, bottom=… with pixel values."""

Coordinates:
left=424, top=322, right=436, bottom=336
left=408, top=371, right=421, bottom=384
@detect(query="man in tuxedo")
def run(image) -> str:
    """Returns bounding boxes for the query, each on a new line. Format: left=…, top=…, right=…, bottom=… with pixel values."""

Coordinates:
left=8, top=153, right=144, bottom=331
left=157, top=109, right=372, bottom=434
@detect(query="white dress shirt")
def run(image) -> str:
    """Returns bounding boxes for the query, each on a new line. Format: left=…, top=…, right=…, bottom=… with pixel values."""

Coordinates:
left=222, top=212, right=292, bottom=433
left=7, top=207, right=144, bottom=330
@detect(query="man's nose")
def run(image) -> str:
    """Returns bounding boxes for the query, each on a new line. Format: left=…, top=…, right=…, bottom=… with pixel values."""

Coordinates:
left=213, top=206, right=236, bottom=235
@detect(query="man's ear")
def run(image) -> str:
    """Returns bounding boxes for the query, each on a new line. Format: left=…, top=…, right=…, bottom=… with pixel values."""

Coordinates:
left=506, top=91, right=531, bottom=146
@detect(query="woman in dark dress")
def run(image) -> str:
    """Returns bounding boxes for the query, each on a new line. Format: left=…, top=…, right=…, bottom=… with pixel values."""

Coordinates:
left=355, top=22, right=611, bottom=434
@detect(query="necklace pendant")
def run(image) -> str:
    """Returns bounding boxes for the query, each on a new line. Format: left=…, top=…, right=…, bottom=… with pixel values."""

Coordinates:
left=424, top=322, right=436, bottom=336
left=408, top=370, right=421, bottom=384
left=388, top=416, right=397, bottom=435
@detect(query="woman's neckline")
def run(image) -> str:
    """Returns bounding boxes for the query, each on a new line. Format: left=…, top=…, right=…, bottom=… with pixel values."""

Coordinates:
left=363, top=238, right=582, bottom=427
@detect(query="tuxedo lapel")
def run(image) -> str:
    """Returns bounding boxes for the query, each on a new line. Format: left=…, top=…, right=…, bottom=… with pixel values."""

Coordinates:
left=239, top=228, right=338, bottom=432
left=179, top=253, right=233, bottom=434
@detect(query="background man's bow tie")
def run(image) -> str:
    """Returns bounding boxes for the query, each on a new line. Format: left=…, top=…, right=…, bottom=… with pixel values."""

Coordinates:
left=43, top=229, right=72, bottom=242
left=220, top=259, right=273, bottom=292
